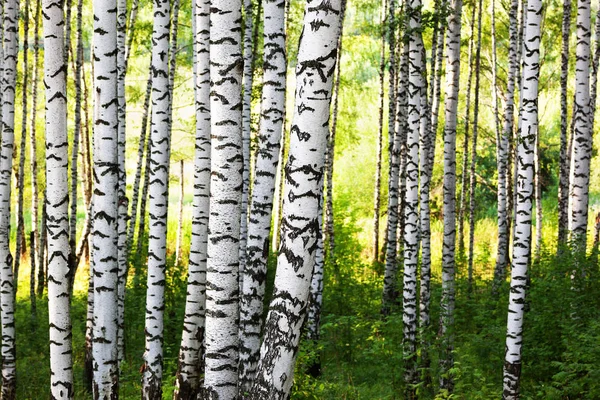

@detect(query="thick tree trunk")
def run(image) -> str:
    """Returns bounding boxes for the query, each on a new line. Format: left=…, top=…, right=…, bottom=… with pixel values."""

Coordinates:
left=43, top=0, right=74, bottom=395
left=173, top=0, right=210, bottom=397
left=439, top=0, right=462, bottom=391
left=502, top=0, right=542, bottom=395
left=249, top=1, right=343, bottom=397
left=238, top=0, right=287, bottom=392
left=141, top=0, right=171, bottom=397
left=0, top=1, right=19, bottom=396
left=203, top=1, right=243, bottom=398
left=91, top=0, right=120, bottom=397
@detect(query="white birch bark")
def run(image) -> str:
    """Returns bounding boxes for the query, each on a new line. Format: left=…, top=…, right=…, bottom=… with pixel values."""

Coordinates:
left=569, top=0, right=592, bottom=254
left=203, top=0, right=243, bottom=398
left=142, top=0, right=171, bottom=397
left=239, top=0, right=287, bottom=391
left=249, top=1, right=343, bottom=397
left=92, top=0, right=120, bottom=396
left=502, top=0, right=542, bottom=395
left=0, top=0, right=18, bottom=396
left=43, top=0, right=74, bottom=396
left=173, top=0, right=210, bottom=397
left=440, top=0, right=462, bottom=391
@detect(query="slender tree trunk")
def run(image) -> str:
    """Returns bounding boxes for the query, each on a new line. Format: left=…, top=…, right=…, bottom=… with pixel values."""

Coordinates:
left=250, top=2, right=343, bottom=398
left=238, top=0, right=287, bottom=392
left=14, top=0, right=30, bottom=297
left=124, top=0, right=140, bottom=69
left=590, top=7, right=600, bottom=128
left=457, top=1, right=477, bottom=256
left=324, top=0, right=347, bottom=263
left=38, top=194, right=47, bottom=296
left=141, top=0, right=171, bottom=397
left=91, top=0, right=120, bottom=396
left=84, top=266, right=94, bottom=392
left=467, top=0, right=483, bottom=292
left=557, top=0, right=572, bottom=247
left=569, top=0, right=592, bottom=258
left=173, top=0, right=210, bottom=396
left=403, top=0, right=425, bottom=393
left=0, top=1, right=19, bottom=396
left=136, top=123, right=152, bottom=259
left=175, top=160, right=184, bottom=266
left=534, top=131, right=543, bottom=263
left=43, top=0, right=74, bottom=395
left=29, top=230, right=36, bottom=318
left=439, top=0, right=462, bottom=391
left=502, top=0, right=542, bottom=395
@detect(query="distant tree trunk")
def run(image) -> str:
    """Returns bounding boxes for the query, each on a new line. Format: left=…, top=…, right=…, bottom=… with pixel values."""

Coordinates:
left=249, top=2, right=343, bottom=396
left=136, top=123, right=152, bottom=259
left=324, top=0, right=347, bottom=263
left=14, top=0, right=30, bottom=297
left=84, top=267, right=94, bottom=392
left=569, top=0, right=592, bottom=259
left=457, top=1, right=477, bottom=256
left=124, top=0, right=140, bottom=69
left=467, top=0, right=483, bottom=292
left=38, top=194, right=47, bottom=296
left=238, top=0, right=287, bottom=391
left=239, top=0, right=254, bottom=281
left=403, top=0, right=425, bottom=393
left=91, top=0, right=120, bottom=397
left=534, top=131, right=542, bottom=263
left=203, top=0, right=243, bottom=398
left=502, top=0, right=542, bottom=395
left=175, top=160, right=184, bottom=266
left=141, top=0, right=172, bottom=396
left=43, top=0, right=74, bottom=395
left=557, top=0, right=572, bottom=247
left=372, top=0, right=386, bottom=264
left=173, top=0, right=210, bottom=396
left=29, top=230, right=36, bottom=317
left=493, top=0, right=519, bottom=294
left=127, top=69, right=152, bottom=258
left=0, top=0, right=19, bottom=396
left=589, top=6, right=600, bottom=129
left=439, top=0, right=462, bottom=391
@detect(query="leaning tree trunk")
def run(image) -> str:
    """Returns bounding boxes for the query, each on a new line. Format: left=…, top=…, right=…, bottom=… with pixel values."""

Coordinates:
left=439, top=0, right=462, bottom=391
left=569, top=0, right=592, bottom=259
left=43, top=0, right=74, bottom=395
left=493, top=0, right=519, bottom=294
left=14, top=0, right=30, bottom=298
left=92, top=0, right=120, bottom=397
left=238, top=0, right=287, bottom=392
left=467, top=0, right=483, bottom=292
left=173, top=0, right=210, bottom=397
left=249, top=1, right=343, bottom=397
left=403, top=0, right=425, bottom=395
left=557, top=0, right=572, bottom=247
left=0, top=0, right=19, bottom=396
left=141, top=0, right=171, bottom=397
left=203, top=0, right=243, bottom=398
left=502, top=0, right=542, bottom=396
left=457, top=1, right=477, bottom=256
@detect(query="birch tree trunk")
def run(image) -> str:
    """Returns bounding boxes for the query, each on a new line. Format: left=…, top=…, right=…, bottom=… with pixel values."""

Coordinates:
left=43, top=0, right=74, bottom=395
left=503, top=0, right=542, bottom=395
left=439, top=0, right=462, bottom=391
left=142, top=0, right=171, bottom=397
left=203, top=0, right=243, bottom=398
left=557, top=0, right=572, bottom=247
left=175, top=161, right=184, bottom=266
left=569, top=0, right=592, bottom=257
left=249, top=1, right=343, bottom=396
left=173, top=0, right=210, bottom=397
left=0, top=0, right=19, bottom=395
left=493, top=0, right=519, bottom=293
left=238, top=0, right=287, bottom=391
left=534, top=131, right=543, bottom=263
left=92, top=0, right=120, bottom=396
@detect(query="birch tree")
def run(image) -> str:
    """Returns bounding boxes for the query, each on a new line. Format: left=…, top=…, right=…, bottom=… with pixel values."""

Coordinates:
left=142, top=0, right=171, bottom=396
left=173, top=0, right=210, bottom=396
left=0, top=0, right=19, bottom=395
left=239, top=0, right=287, bottom=391
left=249, top=0, right=343, bottom=396
left=440, top=0, right=462, bottom=391
left=43, top=0, right=74, bottom=396
left=203, top=0, right=243, bottom=397
left=503, top=0, right=542, bottom=395
left=92, top=0, right=120, bottom=396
